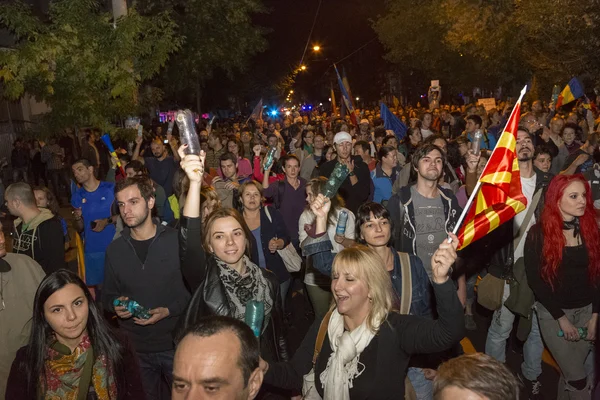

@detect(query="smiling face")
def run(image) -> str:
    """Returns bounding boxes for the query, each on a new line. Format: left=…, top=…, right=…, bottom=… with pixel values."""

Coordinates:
left=562, top=127, right=576, bottom=146
left=382, top=150, right=398, bottom=169
left=208, top=216, right=247, bottom=265
left=44, top=283, right=89, bottom=349
left=331, top=266, right=371, bottom=319
left=559, top=181, right=587, bottom=221
left=360, top=214, right=391, bottom=247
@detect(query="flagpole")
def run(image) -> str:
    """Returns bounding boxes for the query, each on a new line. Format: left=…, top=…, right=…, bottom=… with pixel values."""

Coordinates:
left=451, top=85, right=528, bottom=238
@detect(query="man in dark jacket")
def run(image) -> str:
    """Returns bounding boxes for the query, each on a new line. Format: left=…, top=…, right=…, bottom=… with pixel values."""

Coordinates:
left=102, top=177, right=190, bottom=400
left=319, top=131, right=371, bottom=214
left=11, top=139, right=29, bottom=183
left=5, top=182, right=65, bottom=274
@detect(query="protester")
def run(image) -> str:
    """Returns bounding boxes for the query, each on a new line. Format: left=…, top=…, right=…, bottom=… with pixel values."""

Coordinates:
left=220, top=138, right=252, bottom=179
left=126, top=160, right=169, bottom=222
left=33, top=186, right=70, bottom=249
left=0, top=222, right=45, bottom=398
left=260, top=209, right=464, bottom=398
left=484, top=127, right=552, bottom=399
left=71, top=158, right=117, bottom=288
left=239, top=180, right=293, bottom=309
left=11, top=138, right=29, bottom=183
left=42, top=138, right=70, bottom=205
left=260, top=154, right=307, bottom=248
left=172, top=316, right=264, bottom=400
left=433, top=353, right=520, bottom=400
left=200, top=186, right=221, bottom=223
left=553, top=122, right=582, bottom=175
left=371, top=146, right=400, bottom=205
left=103, top=177, right=190, bottom=399
left=29, top=140, right=46, bottom=186
left=177, top=148, right=289, bottom=381
left=354, top=140, right=377, bottom=171
left=299, top=177, right=355, bottom=320
left=5, top=182, right=65, bottom=274
left=525, top=174, right=599, bottom=398
left=204, top=131, right=226, bottom=170
left=6, top=270, right=145, bottom=399
left=132, top=136, right=180, bottom=197
left=319, top=131, right=371, bottom=214
left=213, top=152, right=251, bottom=209
left=561, top=132, right=600, bottom=175
left=533, top=145, right=553, bottom=173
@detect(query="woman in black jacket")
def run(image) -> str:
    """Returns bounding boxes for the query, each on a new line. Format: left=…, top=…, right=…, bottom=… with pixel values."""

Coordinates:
left=260, top=194, right=465, bottom=400
left=176, top=146, right=288, bottom=364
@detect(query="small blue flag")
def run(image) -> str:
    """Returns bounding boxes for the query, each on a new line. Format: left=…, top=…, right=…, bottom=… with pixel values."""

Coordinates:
left=380, top=102, right=407, bottom=140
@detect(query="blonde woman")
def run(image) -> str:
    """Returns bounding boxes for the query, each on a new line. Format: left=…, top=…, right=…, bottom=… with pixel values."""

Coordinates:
left=261, top=194, right=464, bottom=399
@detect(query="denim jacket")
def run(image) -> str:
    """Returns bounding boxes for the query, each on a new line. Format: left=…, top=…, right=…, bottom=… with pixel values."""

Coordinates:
left=302, top=235, right=432, bottom=317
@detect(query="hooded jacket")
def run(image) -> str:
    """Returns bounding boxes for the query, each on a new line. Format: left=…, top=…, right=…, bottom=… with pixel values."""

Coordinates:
left=387, top=185, right=462, bottom=255
left=12, top=208, right=65, bottom=274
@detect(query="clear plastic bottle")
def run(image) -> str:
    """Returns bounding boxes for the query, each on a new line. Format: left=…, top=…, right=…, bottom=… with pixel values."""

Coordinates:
left=113, top=298, right=152, bottom=320
left=176, top=109, right=200, bottom=155
left=336, top=210, right=348, bottom=236
left=263, top=147, right=277, bottom=170
left=323, top=163, right=350, bottom=198
left=244, top=300, right=264, bottom=338
left=471, top=130, right=483, bottom=156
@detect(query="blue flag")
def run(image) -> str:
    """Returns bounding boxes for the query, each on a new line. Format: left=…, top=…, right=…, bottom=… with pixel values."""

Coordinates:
left=380, top=102, right=407, bottom=140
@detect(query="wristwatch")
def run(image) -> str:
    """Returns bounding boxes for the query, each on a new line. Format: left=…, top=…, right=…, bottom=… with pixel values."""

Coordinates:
left=348, top=171, right=355, bottom=177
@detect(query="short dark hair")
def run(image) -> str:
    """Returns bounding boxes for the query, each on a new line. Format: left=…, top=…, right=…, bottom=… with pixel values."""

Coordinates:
left=125, top=160, right=147, bottom=175
left=176, top=316, right=259, bottom=387
left=466, top=114, right=483, bottom=127
left=355, top=202, right=394, bottom=246
left=411, top=143, right=447, bottom=170
left=281, top=154, right=300, bottom=167
left=72, top=158, right=93, bottom=169
left=354, top=140, right=370, bottom=153
left=433, top=353, right=520, bottom=400
left=115, top=177, right=155, bottom=203
left=377, top=145, right=396, bottom=161
left=424, top=134, right=447, bottom=147
left=533, top=145, right=552, bottom=161
left=5, top=182, right=36, bottom=206
left=382, top=135, right=397, bottom=147
left=374, top=127, right=387, bottom=139
left=219, top=152, right=238, bottom=166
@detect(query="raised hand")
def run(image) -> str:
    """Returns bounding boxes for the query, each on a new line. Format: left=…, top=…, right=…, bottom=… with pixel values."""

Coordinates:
left=431, top=232, right=459, bottom=284
left=310, top=193, right=331, bottom=220
left=178, top=145, right=205, bottom=184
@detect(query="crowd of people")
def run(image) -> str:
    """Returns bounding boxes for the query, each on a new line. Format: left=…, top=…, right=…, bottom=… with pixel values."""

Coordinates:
left=0, top=94, right=599, bottom=400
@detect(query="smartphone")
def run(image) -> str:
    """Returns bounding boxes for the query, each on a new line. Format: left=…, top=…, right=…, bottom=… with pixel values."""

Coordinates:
left=163, top=139, right=169, bottom=144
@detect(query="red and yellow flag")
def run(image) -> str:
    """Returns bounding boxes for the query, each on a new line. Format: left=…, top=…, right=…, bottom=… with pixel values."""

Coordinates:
left=457, top=98, right=527, bottom=250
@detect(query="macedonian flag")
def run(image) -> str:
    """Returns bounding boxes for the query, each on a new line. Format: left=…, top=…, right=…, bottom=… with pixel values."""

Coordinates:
left=457, top=88, right=528, bottom=250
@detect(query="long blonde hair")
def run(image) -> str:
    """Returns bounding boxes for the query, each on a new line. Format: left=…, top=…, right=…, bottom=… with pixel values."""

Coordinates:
left=331, top=246, right=393, bottom=333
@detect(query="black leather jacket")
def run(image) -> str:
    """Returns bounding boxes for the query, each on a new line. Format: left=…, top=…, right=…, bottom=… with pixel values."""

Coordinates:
left=178, top=216, right=289, bottom=362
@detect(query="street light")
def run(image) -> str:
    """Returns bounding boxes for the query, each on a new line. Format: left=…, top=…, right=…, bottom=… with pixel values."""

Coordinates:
left=313, top=45, right=321, bottom=52
left=300, top=65, right=307, bottom=71
left=356, top=97, right=360, bottom=101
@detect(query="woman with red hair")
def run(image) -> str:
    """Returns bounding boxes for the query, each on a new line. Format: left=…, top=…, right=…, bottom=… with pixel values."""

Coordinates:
left=525, top=174, right=600, bottom=398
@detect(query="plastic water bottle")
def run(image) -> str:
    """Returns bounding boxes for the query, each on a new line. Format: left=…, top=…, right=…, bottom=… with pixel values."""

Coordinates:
left=558, top=327, right=587, bottom=339
left=263, top=147, right=277, bottom=170
left=323, top=163, right=350, bottom=198
left=176, top=109, right=201, bottom=156
left=336, top=210, right=348, bottom=236
left=552, top=85, right=561, bottom=104
left=113, top=298, right=152, bottom=320
left=471, top=130, right=483, bottom=156
left=137, top=125, right=143, bottom=138
left=167, top=119, right=175, bottom=135
left=244, top=300, right=264, bottom=338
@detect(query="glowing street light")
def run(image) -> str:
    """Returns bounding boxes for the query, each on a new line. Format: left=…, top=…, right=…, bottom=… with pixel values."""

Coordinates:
left=300, top=65, right=307, bottom=71
left=290, top=90, right=294, bottom=94
left=355, top=97, right=360, bottom=101
left=313, top=45, right=321, bottom=52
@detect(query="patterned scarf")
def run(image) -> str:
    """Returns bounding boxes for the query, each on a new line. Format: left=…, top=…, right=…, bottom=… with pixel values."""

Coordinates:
left=563, top=217, right=581, bottom=238
left=216, top=255, right=273, bottom=332
left=44, top=335, right=116, bottom=400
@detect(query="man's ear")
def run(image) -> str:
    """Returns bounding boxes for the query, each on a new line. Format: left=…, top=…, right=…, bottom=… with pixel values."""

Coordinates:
left=247, top=367, right=263, bottom=400
left=147, top=195, right=155, bottom=210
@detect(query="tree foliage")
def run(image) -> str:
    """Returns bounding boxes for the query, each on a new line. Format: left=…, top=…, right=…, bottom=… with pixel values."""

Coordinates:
left=0, top=0, right=180, bottom=134
left=373, top=0, right=600, bottom=97
left=139, top=0, right=268, bottom=111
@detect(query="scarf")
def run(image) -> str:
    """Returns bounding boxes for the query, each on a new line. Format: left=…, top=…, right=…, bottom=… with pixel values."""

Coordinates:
left=44, top=335, right=116, bottom=400
left=216, top=255, right=273, bottom=332
left=319, top=309, right=376, bottom=400
left=563, top=217, right=581, bottom=238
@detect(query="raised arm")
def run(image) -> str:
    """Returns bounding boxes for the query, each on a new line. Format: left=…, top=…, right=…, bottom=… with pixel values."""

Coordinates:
left=132, top=135, right=145, bottom=164
left=178, top=145, right=207, bottom=292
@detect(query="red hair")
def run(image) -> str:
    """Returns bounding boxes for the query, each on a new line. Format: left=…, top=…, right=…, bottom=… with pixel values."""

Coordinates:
left=540, top=174, right=600, bottom=290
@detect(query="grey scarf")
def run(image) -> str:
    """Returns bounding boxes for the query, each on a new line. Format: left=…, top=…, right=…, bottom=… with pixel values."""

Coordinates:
left=216, top=255, right=273, bottom=332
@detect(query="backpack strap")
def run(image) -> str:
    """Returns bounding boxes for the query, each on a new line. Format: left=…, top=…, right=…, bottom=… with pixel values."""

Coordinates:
left=398, top=252, right=413, bottom=315
left=275, top=180, right=285, bottom=209
left=312, top=310, right=333, bottom=365
left=264, top=206, right=272, bottom=223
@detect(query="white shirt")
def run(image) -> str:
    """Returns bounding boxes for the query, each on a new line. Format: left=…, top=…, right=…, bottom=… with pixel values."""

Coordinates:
left=299, top=207, right=355, bottom=285
left=513, top=174, right=537, bottom=259
left=421, top=128, right=434, bottom=140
